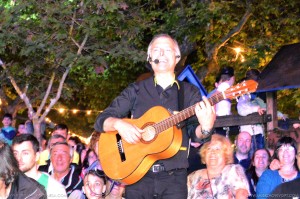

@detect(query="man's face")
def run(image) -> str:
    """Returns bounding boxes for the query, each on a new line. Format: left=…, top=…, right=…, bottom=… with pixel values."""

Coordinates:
left=50, top=144, right=72, bottom=174
left=2, top=117, right=12, bottom=127
left=52, top=129, right=68, bottom=139
left=236, top=132, right=251, bottom=155
left=149, top=37, right=179, bottom=74
left=12, top=141, right=38, bottom=173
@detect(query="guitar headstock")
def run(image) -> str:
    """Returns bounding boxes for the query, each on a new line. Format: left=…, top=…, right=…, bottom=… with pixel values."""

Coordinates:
left=224, top=80, right=258, bottom=100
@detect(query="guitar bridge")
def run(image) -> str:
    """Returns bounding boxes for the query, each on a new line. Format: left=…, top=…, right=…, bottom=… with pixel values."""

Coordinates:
left=116, top=134, right=126, bottom=162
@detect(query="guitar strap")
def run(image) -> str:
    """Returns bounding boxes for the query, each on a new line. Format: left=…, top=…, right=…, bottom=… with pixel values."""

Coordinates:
left=177, top=82, right=211, bottom=143
left=176, top=81, right=186, bottom=129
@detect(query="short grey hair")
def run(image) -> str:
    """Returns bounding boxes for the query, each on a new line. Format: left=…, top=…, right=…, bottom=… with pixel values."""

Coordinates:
left=47, top=134, right=66, bottom=149
left=50, top=141, right=74, bottom=158
left=146, top=34, right=181, bottom=61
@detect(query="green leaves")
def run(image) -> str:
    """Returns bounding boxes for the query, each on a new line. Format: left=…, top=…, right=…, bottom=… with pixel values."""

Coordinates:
left=0, top=0, right=299, bottom=136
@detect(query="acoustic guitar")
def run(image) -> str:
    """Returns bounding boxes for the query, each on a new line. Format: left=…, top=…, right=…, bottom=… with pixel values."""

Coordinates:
left=98, top=80, right=258, bottom=185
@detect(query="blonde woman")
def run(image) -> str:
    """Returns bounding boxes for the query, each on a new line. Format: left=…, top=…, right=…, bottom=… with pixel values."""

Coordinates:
left=188, top=134, right=249, bottom=199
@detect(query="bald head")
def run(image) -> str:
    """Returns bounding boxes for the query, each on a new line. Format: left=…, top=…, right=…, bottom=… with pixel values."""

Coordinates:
left=235, top=131, right=252, bottom=156
left=237, top=131, right=251, bottom=140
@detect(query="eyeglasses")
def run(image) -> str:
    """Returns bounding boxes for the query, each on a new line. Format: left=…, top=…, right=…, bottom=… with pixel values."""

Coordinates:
left=277, top=145, right=295, bottom=153
left=109, top=179, right=122, bottom=186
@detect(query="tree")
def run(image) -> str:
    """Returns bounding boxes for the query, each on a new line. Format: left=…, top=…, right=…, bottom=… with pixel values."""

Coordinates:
left=0, top=0, right=145, bottom=141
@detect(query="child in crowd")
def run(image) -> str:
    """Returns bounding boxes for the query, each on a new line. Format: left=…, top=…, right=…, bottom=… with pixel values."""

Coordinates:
left=81, top=149, right=102, bottom=179
left=207, top=66, right=235, bottom=137
left=83, top=169, right=107, bottom=199
left=0, top=113, right=16, bottom=145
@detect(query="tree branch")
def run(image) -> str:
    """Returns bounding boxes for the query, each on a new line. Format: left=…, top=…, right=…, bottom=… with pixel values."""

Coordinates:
left=0, top=59, right=32, bottom=109
left=206, top=4, right=252, bottom=72
left=40, top=33, right=89, bottom=121
left=37, top=72, right=55, bottom=123
left=69, top=5, right=77, bottom=37
left=215, top=9, right=252, bottom=52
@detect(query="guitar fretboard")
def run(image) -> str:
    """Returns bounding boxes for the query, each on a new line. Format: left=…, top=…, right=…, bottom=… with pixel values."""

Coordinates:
left=153, top=92, right=225, bottom=133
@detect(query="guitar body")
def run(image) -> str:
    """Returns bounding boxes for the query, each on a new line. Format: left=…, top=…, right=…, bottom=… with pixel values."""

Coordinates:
left=98, top=106, right=183, bottom=185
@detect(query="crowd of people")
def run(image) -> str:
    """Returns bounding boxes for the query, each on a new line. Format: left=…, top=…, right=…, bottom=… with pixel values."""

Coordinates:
left=0, top=117, right=125, bottom=199
left=0, top=34, right=299, bottom=199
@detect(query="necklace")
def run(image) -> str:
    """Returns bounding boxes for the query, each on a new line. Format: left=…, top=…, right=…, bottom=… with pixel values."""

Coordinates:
left=206, top=169, right=215, bottom=198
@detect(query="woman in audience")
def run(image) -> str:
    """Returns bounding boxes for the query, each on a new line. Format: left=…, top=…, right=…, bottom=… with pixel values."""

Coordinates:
left=83, top=169, right=106, bottom=199
left=188, top=134, right=249, bottom=199
left=246, top=148, right=271, bottom=198
left=256, top=136, right=300, bottom=199
left=89, top=131, right=100, bottom=154
left=269, top=142, right=300, bottom=198
left=81, top=149, right=102, bottom=178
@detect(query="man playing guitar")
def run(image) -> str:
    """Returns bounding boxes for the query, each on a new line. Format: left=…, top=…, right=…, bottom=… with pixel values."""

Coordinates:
left=94, top=34, right=216, bottom=199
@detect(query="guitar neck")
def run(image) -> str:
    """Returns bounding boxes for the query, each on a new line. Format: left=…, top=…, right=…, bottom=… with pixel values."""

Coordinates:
left=153, top=92, right=225, bottom=133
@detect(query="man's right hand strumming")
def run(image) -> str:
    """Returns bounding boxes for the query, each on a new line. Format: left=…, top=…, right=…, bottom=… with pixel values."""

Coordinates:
left=104, top=117, right=143, bottom=144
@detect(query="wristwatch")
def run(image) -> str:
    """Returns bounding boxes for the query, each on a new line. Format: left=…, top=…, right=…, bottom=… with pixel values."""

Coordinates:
left=201, top=129, right=212, bottom=136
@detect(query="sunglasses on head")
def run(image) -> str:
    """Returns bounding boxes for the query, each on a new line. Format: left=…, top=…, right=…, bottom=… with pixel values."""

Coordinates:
left=109, top=179, right=123, bottom=186
left=86, top=169, right=107, bottom=183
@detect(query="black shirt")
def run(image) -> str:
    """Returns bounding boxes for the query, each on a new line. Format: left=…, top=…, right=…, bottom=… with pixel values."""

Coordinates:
left=234, top=153, right=252, bottom=170
left=94, top=76, right=202, bottom=171
left=269, top=178, right=300, bottom=199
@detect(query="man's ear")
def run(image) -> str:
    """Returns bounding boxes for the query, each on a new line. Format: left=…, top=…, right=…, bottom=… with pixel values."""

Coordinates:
left=36, top=151, right=40, bottom=162
left=175, top=55, right=181, bottom=64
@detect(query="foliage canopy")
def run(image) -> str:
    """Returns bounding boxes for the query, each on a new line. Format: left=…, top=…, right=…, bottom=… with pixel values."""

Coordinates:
left=0, top=0, right=299, bottom=137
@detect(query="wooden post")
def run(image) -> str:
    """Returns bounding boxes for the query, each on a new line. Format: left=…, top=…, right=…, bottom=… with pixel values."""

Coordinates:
left=266, top=92, right=278, bottom=131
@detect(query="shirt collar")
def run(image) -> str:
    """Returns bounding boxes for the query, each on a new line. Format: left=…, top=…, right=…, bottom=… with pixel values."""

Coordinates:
left=153, top=75, right=180, bottom=89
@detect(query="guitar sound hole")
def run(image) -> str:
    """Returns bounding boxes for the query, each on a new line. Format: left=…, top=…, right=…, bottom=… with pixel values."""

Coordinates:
left=141, top=126, right=156, bottom=143
left=116, top=134, right=126, bottom=162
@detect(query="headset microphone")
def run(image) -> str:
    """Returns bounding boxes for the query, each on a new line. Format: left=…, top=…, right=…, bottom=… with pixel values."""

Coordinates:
left=148, top=57, right=160, bottom=64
